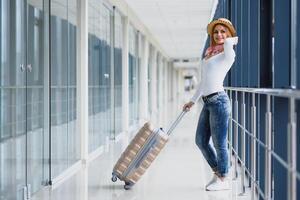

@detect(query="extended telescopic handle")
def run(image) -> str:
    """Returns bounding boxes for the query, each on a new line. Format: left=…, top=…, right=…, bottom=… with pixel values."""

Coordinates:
left=166, top=111, right=187, bottom=136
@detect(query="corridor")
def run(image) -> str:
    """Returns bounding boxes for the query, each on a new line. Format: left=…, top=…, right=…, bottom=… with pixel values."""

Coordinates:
left=1, top=0, right=299, bottom=199
left=33, top=98, right=251, bottom=200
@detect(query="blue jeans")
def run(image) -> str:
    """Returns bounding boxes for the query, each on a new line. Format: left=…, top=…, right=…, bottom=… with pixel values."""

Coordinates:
left=195, top=91, right=231, bottom=177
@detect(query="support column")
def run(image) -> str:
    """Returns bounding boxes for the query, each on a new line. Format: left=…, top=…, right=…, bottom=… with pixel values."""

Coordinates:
left=122, top=17, right=129, bottom=132
left=77, top=0, right=89, bottom=163
left=139, top=36, right=149, bottom=122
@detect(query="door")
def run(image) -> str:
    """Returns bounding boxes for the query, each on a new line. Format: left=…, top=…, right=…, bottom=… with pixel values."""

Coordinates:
left=0, top=0, right=49, bottom=199
left=99, top=4, right=113, bottom=144
left=26, top=0, right=49, bottom=196
left=0, top=1, right=27, bottom=199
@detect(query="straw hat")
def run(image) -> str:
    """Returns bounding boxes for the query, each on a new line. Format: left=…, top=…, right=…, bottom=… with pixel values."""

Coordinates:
left=207, top=18, right=236, bottom=37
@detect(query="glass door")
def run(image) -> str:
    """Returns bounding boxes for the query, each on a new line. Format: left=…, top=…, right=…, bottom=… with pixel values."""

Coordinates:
left=101, top=4, right=113, bottom=142
left=26, top=0, right=48, bottom=196
left=0, top=0, right=27, bottom=199
left=0, top=0, right=49, bottom=199
left=88, top=3, right=112, bottom=150
left=113, top=9, right=123, bottom=136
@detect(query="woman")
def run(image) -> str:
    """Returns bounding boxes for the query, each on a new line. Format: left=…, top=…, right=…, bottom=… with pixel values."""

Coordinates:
left=183, top=18, right=238, bottom=191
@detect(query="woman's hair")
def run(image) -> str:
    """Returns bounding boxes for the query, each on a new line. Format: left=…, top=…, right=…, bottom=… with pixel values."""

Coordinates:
left=210, top=24, right=233, bottom=46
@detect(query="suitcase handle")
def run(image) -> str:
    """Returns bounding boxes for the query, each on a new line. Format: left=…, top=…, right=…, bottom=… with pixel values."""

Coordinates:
left=166, top=111, right=187, bottom=135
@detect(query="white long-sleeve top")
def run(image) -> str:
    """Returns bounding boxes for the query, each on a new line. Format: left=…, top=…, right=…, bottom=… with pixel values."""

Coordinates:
left=190, top=37, right=238, bottom=103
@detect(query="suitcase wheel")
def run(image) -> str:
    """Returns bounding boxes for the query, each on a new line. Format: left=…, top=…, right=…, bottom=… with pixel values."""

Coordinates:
left=124, top=182, right=134, bottom=190
left=111, top=173, right=118, bottom=182
left=111, top=175, right=118, bottom=182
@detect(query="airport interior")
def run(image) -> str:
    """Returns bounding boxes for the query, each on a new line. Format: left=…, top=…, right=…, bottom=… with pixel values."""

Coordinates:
left=0, top=0, right=300, bottom=199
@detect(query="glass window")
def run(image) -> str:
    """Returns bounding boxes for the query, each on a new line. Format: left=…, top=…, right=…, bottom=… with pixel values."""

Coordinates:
left=88, top=1, right=112, bottom=152
left=1, top=0, right=49, bottom=197
left=156, top=54, right=160, bottom=111
left=128, top=25, right=139, bottom=126
left=147, top=45, right=152, bottom=115
left=50, top=0, right=80, bottom=179
left=0, top=1, right=27, bottom=198
left=114, top=10, right=123, bottom=135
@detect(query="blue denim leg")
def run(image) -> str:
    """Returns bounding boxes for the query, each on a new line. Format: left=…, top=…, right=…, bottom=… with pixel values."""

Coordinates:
left=208, top=93, right=231, bottom=177
left=195, top=105, right=218, bottom=170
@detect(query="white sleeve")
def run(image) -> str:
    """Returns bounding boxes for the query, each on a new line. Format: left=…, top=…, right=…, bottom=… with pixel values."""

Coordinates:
left=190, top=82, right=203, bottom=103
left=223, top=37, right=238, bottom=62
left=190, top=65, right=204, bottom=103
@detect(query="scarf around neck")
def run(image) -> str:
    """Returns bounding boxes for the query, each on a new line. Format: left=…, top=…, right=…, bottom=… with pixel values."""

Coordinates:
left=205, top=44, right=224, bottom=58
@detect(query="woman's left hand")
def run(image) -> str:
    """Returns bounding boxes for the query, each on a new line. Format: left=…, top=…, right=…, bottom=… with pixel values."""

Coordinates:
left=226, top=37, right=238, bottom=45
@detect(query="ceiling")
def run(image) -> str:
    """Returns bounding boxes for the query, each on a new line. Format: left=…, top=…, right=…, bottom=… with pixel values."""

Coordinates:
left=125, top=0, right=217, bottom=59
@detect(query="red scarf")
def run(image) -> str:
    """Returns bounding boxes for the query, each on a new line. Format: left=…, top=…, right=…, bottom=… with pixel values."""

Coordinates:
left=205, top=44, right=224, bottom=58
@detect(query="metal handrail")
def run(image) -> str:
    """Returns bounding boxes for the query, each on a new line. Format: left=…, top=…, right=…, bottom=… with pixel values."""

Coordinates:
left=225, top=86, right=300, bottom=99
left=231, top=118, right=300, bottom=180
left=225, top=87, right=298, bottom=200
left=231, top=118, right=268, bottom=149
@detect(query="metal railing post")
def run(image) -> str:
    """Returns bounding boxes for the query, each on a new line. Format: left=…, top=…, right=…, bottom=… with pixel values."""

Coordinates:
left=234, top=91, right=239, bottom=179
left=241, top=92, right=246, bottom=194
left=287, top=97, right=297, bottom=200
left=223, top=87, right=300, bottom=200
left=251, top=93, right=257, bottom=200
left=265, top=95, right=272, bottom=200
left=229, top=90, right=233, bottom=166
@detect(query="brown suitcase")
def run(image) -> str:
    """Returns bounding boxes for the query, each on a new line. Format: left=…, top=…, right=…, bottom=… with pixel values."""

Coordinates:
left=111, top=111, right=186, bottom=190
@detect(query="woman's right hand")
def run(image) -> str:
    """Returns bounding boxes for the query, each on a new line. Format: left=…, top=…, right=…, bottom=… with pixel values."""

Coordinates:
left=183, top=101, right=195, bottom=111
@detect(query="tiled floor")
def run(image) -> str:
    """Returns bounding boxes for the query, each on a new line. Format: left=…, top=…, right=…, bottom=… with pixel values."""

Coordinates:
left=33, top=98, right=251, bottom=200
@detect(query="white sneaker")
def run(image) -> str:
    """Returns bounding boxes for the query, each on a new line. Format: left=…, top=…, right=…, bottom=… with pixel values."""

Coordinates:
left=205, top=174, right=218, bottom=188
left=206, top=177, right=230, bottom=191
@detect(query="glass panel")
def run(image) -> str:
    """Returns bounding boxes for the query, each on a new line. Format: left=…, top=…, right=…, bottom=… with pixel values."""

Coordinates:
left=67, top=0, right=80, bottom=170
left=88, top=0, right=99, bottom=152
left=156, top=55, right=160, bottom=111
left=114, top=10, right=122, bottom=135
left=50, top=0, right=79, bottom=179
left=128, top=26, right=139, bottom=126
left=50, top=0, right=69, bottom=177
left=102, top=5, right=112, bottom=141
left=88, top=1, right=100, bottom=152
left=147, top=46, right=152, bottom=115
left=0, top=0, right=27, bottom=199
left=26, top=0, right=47, bottom=194
left=88, top=1, right=112, bottom=153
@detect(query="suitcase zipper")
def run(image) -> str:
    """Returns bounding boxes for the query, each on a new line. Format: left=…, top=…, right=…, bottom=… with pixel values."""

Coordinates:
left=122, top=129, right=160, bottom=178
left=134, top=135, right=158, bottom=168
